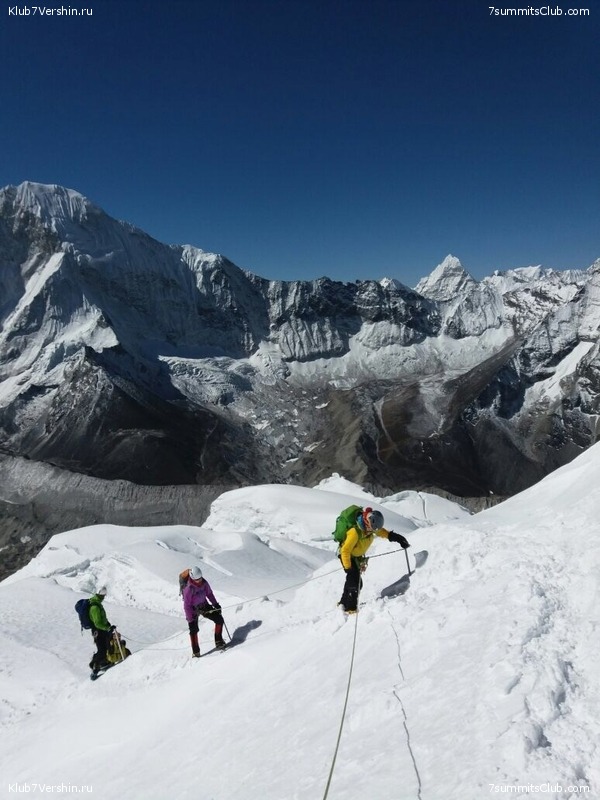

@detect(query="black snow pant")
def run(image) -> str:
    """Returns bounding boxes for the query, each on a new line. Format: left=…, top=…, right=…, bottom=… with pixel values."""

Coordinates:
left=188, top=604, right=225, bottom=655
left=91, top=629, right=112, bottom=669
left=340, top=558, right=363, bottom=612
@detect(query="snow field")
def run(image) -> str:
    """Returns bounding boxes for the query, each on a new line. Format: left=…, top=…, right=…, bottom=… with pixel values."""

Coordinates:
left=0, top=469, right=599, bottom=799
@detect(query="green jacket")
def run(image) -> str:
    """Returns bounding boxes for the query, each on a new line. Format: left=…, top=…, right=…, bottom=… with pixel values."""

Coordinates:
left=89, top=595, right=111, bottom=631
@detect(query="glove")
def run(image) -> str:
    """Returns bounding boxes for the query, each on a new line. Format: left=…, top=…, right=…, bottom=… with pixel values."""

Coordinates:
left=213, top=605, right=222, bottom=613
left=109, top=625, right=116, bottom=634
left=388, top=531, right=410, bottom=549
left=359, top=557, right=368, bottom=573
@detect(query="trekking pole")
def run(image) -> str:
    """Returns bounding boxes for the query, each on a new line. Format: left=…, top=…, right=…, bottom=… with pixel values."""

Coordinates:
left=404, top=548, right=412, bottom=576
left=223, top=620, right=232, bottom=642
left=114, top=630, right=125, bottom=661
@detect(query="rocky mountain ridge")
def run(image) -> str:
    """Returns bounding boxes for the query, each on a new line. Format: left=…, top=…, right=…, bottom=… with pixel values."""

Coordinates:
left=1, top=182, right=599, bottom=506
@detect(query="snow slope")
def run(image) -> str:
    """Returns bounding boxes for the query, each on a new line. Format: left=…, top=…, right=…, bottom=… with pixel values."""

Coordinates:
left=0, top=467, right=598, bottom=800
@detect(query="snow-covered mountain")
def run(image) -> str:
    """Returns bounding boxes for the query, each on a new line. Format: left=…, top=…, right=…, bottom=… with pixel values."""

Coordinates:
left=0, top=457, right=598, bottom=799
left=1, top=182, right=599, bottom=513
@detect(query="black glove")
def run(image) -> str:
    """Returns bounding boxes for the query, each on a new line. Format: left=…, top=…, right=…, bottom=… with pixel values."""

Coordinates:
left=388, top=531, right=410, bottom=549
left=108, top=625, right=116, bottom=634
left=213, top=605, right=222, bottom=613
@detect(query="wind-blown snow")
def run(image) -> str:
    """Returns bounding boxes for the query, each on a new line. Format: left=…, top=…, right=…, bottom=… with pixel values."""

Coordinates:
left=0, top=462, right=598, bottom=799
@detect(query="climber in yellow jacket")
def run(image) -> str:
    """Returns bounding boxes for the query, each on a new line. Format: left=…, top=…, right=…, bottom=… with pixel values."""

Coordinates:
left=339, top=508, right=410, bottom=614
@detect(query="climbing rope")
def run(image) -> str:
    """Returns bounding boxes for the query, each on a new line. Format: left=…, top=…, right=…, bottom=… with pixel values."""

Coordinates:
left=368, top=547, right=406, bottom=560
left=321, top=548, right=409, bottom=798
left=80, top=547, right=409, bottom=654
left=321, top=586, right=361, bottom=800
left=117, top=548, right=408, bottom=650
left=218, top=564, right=342, bottom=609
left=117, top=565, right=344, bottom=648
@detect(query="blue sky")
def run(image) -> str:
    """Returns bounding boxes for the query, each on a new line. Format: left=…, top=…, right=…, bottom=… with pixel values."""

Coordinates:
left=2, top=0, right=598, bottom=286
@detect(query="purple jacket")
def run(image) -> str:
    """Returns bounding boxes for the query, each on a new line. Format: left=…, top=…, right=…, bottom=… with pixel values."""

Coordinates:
left=183, top=578, right=219, bottom=622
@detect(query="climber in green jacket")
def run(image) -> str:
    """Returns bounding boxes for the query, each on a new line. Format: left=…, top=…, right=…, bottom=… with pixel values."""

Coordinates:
left=89, top=587, right=115, bottom=674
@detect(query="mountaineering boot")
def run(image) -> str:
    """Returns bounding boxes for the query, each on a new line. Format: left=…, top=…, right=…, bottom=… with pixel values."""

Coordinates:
left=189, top=628, right=200, bottom=655
left=345, top=609, right=358, bottom=615
left=215, top=640, right=227, bottom=650
left=192, top=652, right=201, bottom=658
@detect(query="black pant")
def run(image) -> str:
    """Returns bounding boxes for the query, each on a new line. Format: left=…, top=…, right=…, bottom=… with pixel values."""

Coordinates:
left=91, top=629, right=112, bottom=669
left=188, top=605, right=225, bottom=654
left=340, top=559, right=363, bottom=612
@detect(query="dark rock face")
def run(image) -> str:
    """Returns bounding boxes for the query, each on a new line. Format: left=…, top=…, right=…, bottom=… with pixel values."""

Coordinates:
left=1, top=182, right=599, bottom=515
left=0, top=454, right=228, bottom=581
left=2, top=350, right=251, bottom=486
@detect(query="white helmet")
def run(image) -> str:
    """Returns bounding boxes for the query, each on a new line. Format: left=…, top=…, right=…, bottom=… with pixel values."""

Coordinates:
left=190, top=566, right=203, bottom=581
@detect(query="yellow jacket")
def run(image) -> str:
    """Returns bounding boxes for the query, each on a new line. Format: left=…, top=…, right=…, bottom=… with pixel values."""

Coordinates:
left=340, top=526, right=391, bottom=570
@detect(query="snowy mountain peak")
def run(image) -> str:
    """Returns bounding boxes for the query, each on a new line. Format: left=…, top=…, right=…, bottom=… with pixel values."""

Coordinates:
left=379, top=276, right=411, bottom=292
left=438, top=253, right=464, bottom=272
left=7, top=181, right=97, bottom=226
left=415, top=254, right=477, bottom=301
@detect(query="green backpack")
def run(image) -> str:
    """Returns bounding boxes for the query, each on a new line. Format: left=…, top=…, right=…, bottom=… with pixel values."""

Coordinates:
left=332, top=505, right=363, bottom=544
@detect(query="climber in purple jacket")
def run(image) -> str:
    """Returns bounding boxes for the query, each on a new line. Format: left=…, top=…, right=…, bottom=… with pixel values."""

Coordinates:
left=182, top=566, right=226, bottom=657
